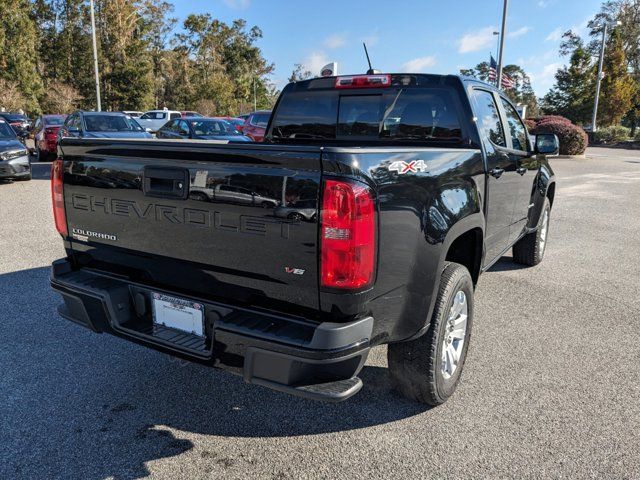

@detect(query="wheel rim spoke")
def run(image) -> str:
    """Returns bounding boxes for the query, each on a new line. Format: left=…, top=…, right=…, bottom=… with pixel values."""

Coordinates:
left=441, top=289, right=469, bottom=380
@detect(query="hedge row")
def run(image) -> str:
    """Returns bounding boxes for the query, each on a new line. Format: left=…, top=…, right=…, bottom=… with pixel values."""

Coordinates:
left=526, top=115, right=588, bottom=156
left=593, top=125, right=631, bottom=143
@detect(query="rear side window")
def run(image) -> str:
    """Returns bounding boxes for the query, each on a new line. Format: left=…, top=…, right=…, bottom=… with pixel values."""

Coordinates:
left=271, top=88, right=463, bottom=142
left=472, top=90, right=506, bottom=147
left=500, top=98, right=528, bottom=151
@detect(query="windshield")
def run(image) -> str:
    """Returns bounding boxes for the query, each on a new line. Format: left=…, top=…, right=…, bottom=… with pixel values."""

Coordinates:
left=84, top=115, right=144, bottom=132
left=0, top=122, right=17, bottom=139
left=3, top=114, right=27, bottom=122
left=190, top=120, right=238, bottom=136
left=270, top=86, right=464, bottom=143
left=44, top=116, right=66, bottom=126
left=251, top=113, right=270, bottom=127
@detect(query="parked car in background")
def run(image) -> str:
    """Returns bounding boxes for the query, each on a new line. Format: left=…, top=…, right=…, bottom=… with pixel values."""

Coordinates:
left=58, top=111, right=153, bottom=140
left=236, top=113, right=250, bottom=121
left=189, top=184, right=279, bottom=207
left=180, top=111, right=203, bottom=118
left=0, top=119, right=31, bottom=181
left=156, top=117, right=252, bottom=142
left=136, top=109, right=181, bottom=133
left=122, top=110, right=144, bottom=118
left=241, top=110, right=271, bottom=142
left=274, top=199, right=317, bottom=222
left=33, top=114, right=67, bottom=161
left=0, top=113, right=31, bottom=135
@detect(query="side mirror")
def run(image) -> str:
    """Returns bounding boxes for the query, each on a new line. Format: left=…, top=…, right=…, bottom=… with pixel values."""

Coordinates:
left=534, top=133, right=559, bottom=156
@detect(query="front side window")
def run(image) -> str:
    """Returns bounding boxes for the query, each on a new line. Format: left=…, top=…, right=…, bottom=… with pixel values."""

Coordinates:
left=500, top=98, right=528, bottom=151
left=472, top=90, right=506, bottom=147
left=170, top=113, right=181, bottom=120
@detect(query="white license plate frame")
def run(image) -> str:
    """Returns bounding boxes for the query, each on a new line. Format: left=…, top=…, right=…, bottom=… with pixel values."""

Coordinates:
left=151, top=292, right=204, bottom=337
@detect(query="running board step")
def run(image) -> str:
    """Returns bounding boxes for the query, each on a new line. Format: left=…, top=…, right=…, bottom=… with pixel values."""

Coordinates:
left=250, top=377, right=363, bottom=402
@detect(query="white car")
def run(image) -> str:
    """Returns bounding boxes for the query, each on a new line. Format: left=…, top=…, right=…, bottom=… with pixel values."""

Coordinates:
left=136, top=110, right=181, bottom=133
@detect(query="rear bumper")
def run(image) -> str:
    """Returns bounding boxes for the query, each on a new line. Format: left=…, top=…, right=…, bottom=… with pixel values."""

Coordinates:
left=0, top=157, right=30, bottom=178
left=50, top=259, right=371, bottom=402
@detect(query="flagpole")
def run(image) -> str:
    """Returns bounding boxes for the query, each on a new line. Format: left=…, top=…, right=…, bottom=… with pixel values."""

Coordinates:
left=496, top=0, right=508, bottom=89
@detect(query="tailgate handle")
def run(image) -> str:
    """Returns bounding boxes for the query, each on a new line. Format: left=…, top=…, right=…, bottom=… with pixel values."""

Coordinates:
left=143, top=167, right=190, bottom=199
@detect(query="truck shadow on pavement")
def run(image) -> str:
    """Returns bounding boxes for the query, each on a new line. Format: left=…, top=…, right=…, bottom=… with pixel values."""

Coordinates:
left=1, top=266, right=430, bottom=480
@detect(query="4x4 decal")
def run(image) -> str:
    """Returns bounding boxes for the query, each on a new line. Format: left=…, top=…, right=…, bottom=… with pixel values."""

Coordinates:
left=388, top=160, right=428, bottom=174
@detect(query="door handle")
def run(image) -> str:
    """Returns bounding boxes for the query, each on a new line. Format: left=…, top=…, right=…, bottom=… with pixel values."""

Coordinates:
left=489, top=167, right=505, bottom=179
left=517, top=167, right=527, bottom=176
left=143, top=166, right=190, bottom=199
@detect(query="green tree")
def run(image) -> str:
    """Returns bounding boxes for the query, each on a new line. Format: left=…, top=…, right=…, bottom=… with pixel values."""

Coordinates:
left=0, top=1, right=44, bottom=112
left=598, top=29, right=635, bottom=126
left=541, top=32, right=595, bottom=125
left=289, top=63, right=313, bottom=82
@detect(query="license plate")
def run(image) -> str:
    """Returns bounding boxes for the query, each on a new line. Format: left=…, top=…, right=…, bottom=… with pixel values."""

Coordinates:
left=152, top=293, right=204, bottom=337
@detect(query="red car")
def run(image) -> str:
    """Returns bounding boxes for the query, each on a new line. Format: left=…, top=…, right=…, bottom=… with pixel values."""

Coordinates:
left=33, top=114, right=67, bottom=161
left=180, top=111, right=203, bottom=118
left=241, top=110, right=271, bottom=142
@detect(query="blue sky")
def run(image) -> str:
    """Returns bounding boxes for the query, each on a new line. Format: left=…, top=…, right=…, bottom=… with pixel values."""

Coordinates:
left=173, top=0, right=603, bottom=96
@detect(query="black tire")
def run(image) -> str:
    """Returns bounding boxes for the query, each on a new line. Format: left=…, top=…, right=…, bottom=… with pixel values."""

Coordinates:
left=15, top=173, right=32, bottom=181
left=387, top=262, right=474, bottom=405
left=513, top=197, right=551, bottom=266
left=287, top=212, right=305, bottom=222
left=189, top=192, right=208, bottom=202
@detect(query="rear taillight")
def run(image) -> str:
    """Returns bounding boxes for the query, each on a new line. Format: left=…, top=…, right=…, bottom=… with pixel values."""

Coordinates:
left=51, top=159, right=67, bottom=236
left=320, top=179, right=375, bottom=289
left=335, top=74, right=391, bottom=89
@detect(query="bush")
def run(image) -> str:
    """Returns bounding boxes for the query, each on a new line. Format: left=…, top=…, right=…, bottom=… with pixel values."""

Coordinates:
left=593, top=125, right=631, bottom=143
left=635, top=130, right=640, bottom=142
left=534, top=115, right=573, bottom=126
left=523, top=118, right=536, bottom=132
left=530, top=120, right=588, bottom=155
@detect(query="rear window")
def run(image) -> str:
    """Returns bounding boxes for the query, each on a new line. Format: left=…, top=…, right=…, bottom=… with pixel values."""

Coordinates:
left=270, top=87, right=463, bottom=143
left=44, top=116, right=66, bottom=126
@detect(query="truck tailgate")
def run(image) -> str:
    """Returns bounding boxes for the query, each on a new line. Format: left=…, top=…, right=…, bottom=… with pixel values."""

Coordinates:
left=60, top=139, right=322, bottom=312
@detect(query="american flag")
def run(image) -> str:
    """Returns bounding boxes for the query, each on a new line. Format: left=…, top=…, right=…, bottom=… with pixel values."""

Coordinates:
left=488, top=54, right=516, bottom=90
left=488, top=55, right=498, bottom=82
left=501, top=73, right=516, bottom=89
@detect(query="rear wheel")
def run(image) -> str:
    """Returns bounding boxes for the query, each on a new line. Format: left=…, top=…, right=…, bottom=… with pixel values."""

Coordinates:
left=388, top=262, right=473, bottom=405
left=513, top=197, right=551, bottom=266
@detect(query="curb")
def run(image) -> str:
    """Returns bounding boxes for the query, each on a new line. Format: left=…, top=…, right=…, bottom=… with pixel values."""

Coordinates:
left=555, top=154, right=586, bottom=159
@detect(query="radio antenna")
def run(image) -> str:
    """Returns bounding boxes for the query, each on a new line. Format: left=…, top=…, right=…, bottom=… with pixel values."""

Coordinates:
left=363, top=42, right=375, bottom=74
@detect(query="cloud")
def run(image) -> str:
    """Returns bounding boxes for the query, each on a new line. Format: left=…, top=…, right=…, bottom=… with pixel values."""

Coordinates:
left=509, top=26, right=531, bottom=38
left=401, top=56, right=437, bottom=72
left=223, top=0, right=250, bottom=9
left=538, top=0, right=551, bottom=7
left=362, top=31, right=379, bottom=47
left=323, top=34, right=347, bottom=49
left=458, top=27, right=497, bottom=54
left=535, top=62, right=562, bottom=91
left=546, top=27, right=563, bottom=42
left=302, top=51, right=330, bottom=76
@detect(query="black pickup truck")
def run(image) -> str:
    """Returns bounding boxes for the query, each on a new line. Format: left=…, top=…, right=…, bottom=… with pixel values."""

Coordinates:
left=51, top=73, right=557, bottom=405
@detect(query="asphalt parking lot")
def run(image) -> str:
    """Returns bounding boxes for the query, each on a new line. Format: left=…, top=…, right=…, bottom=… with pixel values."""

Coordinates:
left=1, top=147, right=639, bottom=479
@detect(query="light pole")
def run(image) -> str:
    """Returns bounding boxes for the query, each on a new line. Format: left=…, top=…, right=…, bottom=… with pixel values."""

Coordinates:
left=89, top=0, right=101, bottom=111
left=496, top=0, right=509, bottom=90
left=591, top=21, right=621, bottom=132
